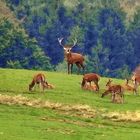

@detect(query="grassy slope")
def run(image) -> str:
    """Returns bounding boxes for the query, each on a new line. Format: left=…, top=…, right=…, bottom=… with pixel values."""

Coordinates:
left=0, top=68, right=140, bottom=111
left=0, top=68, right=140, bottom=140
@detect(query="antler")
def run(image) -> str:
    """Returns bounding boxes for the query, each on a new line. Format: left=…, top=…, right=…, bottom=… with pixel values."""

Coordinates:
left=58, top=37, right=77, bottom=48
left=72, top=38, right=77, bottom=48
left=58, top=38, right=64, bottom=47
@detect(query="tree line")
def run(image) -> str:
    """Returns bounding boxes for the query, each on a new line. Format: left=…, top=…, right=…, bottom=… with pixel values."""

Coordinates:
left=1, top=0, right=140, bottom=78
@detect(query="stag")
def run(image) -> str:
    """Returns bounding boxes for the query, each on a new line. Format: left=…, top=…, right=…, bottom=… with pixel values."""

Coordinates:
left=101, top=79, right=124, bottom=103
left=58, top=37, right=85, bottom=74
left=81, top=73, right=100, bottom=91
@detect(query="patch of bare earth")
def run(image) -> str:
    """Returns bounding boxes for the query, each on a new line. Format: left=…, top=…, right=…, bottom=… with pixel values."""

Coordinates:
left=0, top=94, right=140, bottom=122
left=0, top=94, right=96, bottom=118
left=102, top=111, right=140, bottom=122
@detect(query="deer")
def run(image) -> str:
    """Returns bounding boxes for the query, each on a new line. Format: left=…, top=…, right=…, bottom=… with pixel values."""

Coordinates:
left=122, top=79, right=136, bottom=94
left=29, top=73, right=49, bottom=91
left=130, top=65, right=140, bottom=94
left=101, top=79, right=124, bottom=103
left=82, top=82, right=98, bottom=91
left=131, top=72, right=140, bottom=95
left=81, top=73, right=100, bottom=91
left=58, top=37, right=85, bottom=74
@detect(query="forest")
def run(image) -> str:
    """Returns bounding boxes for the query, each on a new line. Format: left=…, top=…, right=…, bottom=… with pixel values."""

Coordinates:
left=1, top=0, right=140, bottom=78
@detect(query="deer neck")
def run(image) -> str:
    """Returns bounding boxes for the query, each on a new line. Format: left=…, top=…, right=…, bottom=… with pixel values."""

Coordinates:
left=65, top=52, right=72, bottom=60
left=107, top=83, right=112, bottom=88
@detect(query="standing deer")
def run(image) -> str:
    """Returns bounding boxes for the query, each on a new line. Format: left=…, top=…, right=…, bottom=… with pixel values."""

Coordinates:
left=81, top=73, right=100, bottom=91
left=29, top=73, right=49, bottom=91
left=101, top=79, right=124, bottom=103
left=58, top=37, right=85, bottom=74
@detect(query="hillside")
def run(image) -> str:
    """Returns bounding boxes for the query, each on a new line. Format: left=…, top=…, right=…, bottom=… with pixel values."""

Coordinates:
left=1, top=0, right=140, bottom=78
left=0, top=0, right=52, bottom=70
left=1, top=1, right=140, bottom=139
left=0, top=0, right=19, bottom=25
left=0, top=68, right=140, bottom=139
left=119, top=0, right=140, bottom=21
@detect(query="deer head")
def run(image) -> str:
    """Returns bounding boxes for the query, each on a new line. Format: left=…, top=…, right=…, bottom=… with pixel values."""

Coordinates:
left=106, top=79, right=113, bottom=87
left=58, top=37, right=77, bottom=54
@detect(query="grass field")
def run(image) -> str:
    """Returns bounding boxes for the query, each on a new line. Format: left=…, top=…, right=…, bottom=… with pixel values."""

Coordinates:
left=0, top=68, right=140, bottom=140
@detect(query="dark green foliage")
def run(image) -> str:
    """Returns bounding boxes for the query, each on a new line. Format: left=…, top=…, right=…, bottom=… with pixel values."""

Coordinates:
left=0, top=18, right=52, bottom=70
left=2, top=0, right=140, bottom=78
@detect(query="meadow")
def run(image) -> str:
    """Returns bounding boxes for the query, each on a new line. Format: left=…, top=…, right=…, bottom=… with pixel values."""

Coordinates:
left=0, top=68, right=140, bottom=140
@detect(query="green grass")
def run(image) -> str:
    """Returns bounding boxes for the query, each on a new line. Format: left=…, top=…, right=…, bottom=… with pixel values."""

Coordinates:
left=0, top=68, right=140, bottom=140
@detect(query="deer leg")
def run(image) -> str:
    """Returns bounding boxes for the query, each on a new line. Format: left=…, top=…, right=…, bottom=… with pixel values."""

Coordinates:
left=41, top=81, right=46, bottom=92
left=68, top=63, right=70, bottom=74
left=94, top=81, right=99, bottom=91
left=37, top=82, right=42, bottom=92
left=121, top=94, right=124, bottom=103
left=71, top=64, right=73, bottom=74
left=134, top=83, right=138, bottom=95
left=75, top=62, right=81, bottom=74
left=80, top=63, right=85, bottom=74
left=81, top=79, right=86, bottom=88
left=34, top=83, right=39, bottom=91
left=111, top=92, right=116, bottom=103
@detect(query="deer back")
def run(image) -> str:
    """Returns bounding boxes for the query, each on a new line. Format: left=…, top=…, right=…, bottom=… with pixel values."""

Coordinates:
left=33, top=73, right=45, bottom=83
left=83, top=73, right=100, bottom=82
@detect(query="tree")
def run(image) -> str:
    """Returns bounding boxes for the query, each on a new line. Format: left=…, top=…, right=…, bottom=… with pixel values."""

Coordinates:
left=0, top=18, right=52, bottom=70
left=98, top=8, right=128, bottom=77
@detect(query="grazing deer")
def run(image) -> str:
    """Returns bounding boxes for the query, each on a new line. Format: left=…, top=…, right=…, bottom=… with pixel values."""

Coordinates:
left=82, top=82, right=98, bottom=91
left=58, top=37, right=85, bottom=74
left=81, top=73, right=100, bottom=91
left=122, top=79, right=136, bottom=94
left=29, top=73, right=49, bottom=91
left=101, top=79, right=124, bottom=103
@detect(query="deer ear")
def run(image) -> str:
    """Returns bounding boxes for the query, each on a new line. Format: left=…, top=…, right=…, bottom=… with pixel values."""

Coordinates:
left=63, top=47, right=67, bottom=51
left=109, top=79, right=112, bottom=82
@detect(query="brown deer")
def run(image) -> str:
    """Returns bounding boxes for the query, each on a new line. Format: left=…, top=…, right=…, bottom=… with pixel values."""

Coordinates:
left=29, top=73, right=49, bottom=91
left=131, top=74, right=140, bottom=94
left=130, top=65, right=140, bottom=94
left=101, top=79, right=124, bottom=103
left=58, top=37, right=85, bottom=74
left=122, top=79, right=136, bottom=94
left=81, top=73, right=100, bottom=91
left=82, top=82, right=98, bottom=91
